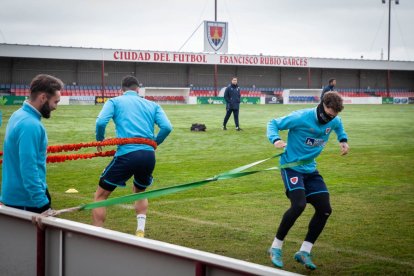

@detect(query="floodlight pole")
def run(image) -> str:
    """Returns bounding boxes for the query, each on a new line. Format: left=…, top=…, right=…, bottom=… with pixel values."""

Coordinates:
left=214, top=0, right=218, bottom=96
left=387, top=0, right=391, bottom=61
left=101, top=60, right=105, bottom=98
left=215, top=0, right=217, bottom=21
left=383, top=0, right=399, bottom=97
left=101, top=51, right=105, bottom=98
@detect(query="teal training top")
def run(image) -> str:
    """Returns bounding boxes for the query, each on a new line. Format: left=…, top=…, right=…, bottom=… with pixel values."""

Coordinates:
left=1, top=101, right=49, bottom=208
left=267, top=107, right=348, bottom=173
left=96, top=91, right=173, bottom=156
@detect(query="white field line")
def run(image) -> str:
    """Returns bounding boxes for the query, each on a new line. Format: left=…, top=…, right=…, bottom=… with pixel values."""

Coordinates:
left=54, top=192, right=414, bottom=268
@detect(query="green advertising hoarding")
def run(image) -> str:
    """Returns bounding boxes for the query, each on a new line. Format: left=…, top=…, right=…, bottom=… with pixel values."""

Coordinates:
left=197, top=97, right=260, bottom=104
left=0, top=96, right=27, bottom=106
left=382, top=97, right=393, bottom=104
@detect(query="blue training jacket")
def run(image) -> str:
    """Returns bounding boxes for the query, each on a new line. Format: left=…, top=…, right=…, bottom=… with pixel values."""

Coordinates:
left=1, top=101, right=49, bottom=208
left=321, top=85, right=335, bottom=99
left=96, top=91, right=173, bottom=156
left=224, top=84, right=241, bottom=110
left=267, top=107, right=348, bottom=173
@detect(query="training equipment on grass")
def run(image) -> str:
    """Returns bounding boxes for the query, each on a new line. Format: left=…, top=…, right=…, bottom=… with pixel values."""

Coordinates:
left=45, top=153, right=312, bottom=217
left=190, top=123, right=207, bottom=131
left=1, top=136, right=311, bottom=217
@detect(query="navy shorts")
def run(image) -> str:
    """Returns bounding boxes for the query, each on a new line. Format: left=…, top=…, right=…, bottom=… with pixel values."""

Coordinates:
left=99, top=150, right=155, bottom=192
left=280, top=168, right=328, bottom=197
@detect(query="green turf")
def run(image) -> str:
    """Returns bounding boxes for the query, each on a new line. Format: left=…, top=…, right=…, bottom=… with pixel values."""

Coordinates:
left=0, top=104, right=413, bottom=275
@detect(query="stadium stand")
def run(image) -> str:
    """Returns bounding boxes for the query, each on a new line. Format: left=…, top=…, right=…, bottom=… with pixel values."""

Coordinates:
left=2, top=84, right=413, bottom=100
left=1, top=83, right=187, bottom=103
left=336, top=88, right=414, bottom=97
left=6, top=84, right=123, bottom=97
left=144, top=95, right=186, bottom=103
left=288, top=96, right=320, bottom=103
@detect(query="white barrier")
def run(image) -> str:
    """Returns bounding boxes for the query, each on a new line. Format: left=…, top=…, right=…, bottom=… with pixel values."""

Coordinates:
left=59, top=96, right=70, bottom=105
left=188, top=96, right=197, bottom=104
left=342, top=97, right=382, bottom=104
left=0, top=206, right=299, bottom=276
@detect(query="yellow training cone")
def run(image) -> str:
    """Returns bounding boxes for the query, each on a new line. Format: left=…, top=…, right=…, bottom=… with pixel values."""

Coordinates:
left=65, top=188, right=79, bottom=194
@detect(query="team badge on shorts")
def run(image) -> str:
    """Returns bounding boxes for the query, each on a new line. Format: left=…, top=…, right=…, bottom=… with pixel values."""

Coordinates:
left=325, top=127, right=331, bottom=135
left=290, top=177, right=299, bottom=185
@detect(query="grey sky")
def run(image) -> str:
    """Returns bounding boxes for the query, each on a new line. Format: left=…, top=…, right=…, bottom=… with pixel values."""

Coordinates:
left=0, top=0, right=413, bottom=61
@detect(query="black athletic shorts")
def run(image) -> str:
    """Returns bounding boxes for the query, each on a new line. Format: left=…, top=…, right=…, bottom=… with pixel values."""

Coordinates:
left=99, top=150, right=155, bottom=192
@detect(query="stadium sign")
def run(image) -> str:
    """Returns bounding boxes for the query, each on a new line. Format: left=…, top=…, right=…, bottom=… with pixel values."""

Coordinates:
left=265, top=96, right=283, bottom=104
left=3, top=44, right=414, bottom=71
left=95, top=96, right=114, bottom=104
left=393, top=97, right=408, bottom=104
left=0, top=96, right=27, bottom=105
left=112, top=50, right=309, bottom=67
left=382, top=97, right=394, bottom=104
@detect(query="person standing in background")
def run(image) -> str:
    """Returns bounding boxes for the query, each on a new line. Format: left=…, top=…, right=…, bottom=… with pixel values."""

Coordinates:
left=320, top=78, right=336, bottom=100
left=223, top=77, right=242, bottom=131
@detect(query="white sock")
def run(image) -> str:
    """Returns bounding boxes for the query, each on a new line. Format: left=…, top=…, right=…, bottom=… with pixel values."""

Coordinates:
left=137, top=214, right=146, bottom=232
left=271, top=237, right=284, bottom=249
left=300, top=241, right=313, bottom=253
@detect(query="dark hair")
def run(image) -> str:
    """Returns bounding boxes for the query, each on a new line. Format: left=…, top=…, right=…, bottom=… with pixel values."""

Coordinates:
left=322, top=91, right=344, bottom=113
left=122, top=75, right=139, bottom=90
left=232, top=76, right=238, bottom=80
left=328, top=78, right=336, bottom=85
left=30, top=74, right=64, bottom=100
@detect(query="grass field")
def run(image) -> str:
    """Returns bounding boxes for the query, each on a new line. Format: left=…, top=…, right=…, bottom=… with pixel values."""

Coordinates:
left=1, top=103, right=413, bottom=275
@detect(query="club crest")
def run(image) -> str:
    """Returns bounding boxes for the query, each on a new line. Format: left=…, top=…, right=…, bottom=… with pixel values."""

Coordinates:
left=325, top=127, right=331, bottom=135
left=206, top=21, right=227, bottom=51
left=290, top=177, right=298, bottom=185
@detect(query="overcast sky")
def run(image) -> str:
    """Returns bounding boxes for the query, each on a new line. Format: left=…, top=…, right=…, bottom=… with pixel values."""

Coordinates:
left=0, top=0, right=413, bottom=61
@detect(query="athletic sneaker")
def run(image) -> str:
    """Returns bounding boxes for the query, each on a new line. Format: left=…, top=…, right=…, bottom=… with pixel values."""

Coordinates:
left=294, top=251, right=317, bottom=270
left=268, top=248, right=283, bottom=268
left=236, top=127, right=242, bottom=131
left=135, top=230, right=145, bottom=238
left=222, top=126, right=227, bottom=130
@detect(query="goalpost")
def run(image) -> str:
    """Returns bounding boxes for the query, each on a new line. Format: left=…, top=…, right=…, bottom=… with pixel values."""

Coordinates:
left=282, top=89, right=322, bottom=104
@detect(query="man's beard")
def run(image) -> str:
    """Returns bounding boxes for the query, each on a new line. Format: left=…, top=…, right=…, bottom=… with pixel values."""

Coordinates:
left=40, top=101, right=52, bottom=118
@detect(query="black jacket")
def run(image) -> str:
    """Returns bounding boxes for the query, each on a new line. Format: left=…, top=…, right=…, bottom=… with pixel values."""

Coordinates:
left=321, top=85, right=335, bottom=99
left=224, top=84, right=241, bottom=110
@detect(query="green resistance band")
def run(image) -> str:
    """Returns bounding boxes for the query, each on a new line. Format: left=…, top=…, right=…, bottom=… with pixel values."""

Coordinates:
left=75, top=153, right=311, bottom=211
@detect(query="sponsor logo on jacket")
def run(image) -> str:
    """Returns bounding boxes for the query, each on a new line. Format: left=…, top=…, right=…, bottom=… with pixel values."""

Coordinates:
left=305, top=137, right=326, bottom=147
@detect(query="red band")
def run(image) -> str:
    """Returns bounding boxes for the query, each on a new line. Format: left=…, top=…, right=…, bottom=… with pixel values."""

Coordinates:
left=0, top=138, right=157, bottom=164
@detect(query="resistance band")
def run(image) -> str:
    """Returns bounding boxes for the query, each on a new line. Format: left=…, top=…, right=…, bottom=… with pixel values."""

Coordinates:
left=47, top=154, right=312, bottom=217
left=0, top=138, right=157, bottom=164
